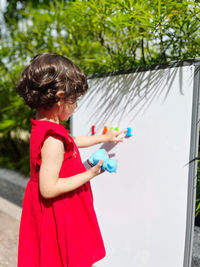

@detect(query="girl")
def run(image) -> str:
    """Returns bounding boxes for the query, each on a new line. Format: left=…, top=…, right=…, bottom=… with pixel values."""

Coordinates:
left=16, top=52, right=127, bottom=267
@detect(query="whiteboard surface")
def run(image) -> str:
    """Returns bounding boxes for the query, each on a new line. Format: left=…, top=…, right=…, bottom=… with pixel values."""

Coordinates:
left=72, top=65, right=195, bottom=267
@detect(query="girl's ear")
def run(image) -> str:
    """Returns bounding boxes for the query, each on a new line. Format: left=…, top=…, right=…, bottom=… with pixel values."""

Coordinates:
left=55, top=90, right=65, bottom=105
left=56, top=90, right=64, bottom=98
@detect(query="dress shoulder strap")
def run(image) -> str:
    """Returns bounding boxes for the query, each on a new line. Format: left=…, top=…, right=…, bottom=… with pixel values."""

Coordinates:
left=30, top=118, right=74, bottom=168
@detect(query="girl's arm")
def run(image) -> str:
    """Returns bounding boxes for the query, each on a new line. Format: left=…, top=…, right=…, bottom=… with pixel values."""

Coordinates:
left=39, top=135, right=104, bottom=199
left=71, top=129, right=128, bottom=148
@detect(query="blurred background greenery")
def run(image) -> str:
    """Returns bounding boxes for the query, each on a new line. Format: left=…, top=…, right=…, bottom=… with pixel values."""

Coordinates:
left=0, top=0, right=200, bottom=217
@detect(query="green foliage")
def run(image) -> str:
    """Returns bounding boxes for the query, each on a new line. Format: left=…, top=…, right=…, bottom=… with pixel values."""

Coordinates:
left=0, top=0, right=200, bottom=216
left=3, top=0, right=200, bottom=74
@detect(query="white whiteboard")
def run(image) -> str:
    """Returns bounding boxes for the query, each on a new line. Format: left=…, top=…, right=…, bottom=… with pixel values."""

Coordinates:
left=71, top=62, right=200, bottom=267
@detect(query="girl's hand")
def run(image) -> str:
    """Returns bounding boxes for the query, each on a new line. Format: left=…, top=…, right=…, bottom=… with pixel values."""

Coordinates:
left=88, top=159, right=105, bottom=177
left=104, top=129, right=128, bottom=143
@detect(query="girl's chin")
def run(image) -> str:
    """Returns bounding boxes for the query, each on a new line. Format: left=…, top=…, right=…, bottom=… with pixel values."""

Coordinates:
left=62, top=116, right=70, bottom=121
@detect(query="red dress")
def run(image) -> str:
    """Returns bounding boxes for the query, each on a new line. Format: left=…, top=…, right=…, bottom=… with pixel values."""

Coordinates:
left=17, top=118, right=106, bottom=267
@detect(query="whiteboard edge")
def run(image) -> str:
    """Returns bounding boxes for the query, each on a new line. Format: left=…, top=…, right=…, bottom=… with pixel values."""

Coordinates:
left=183, top=62, right=200, bottom=267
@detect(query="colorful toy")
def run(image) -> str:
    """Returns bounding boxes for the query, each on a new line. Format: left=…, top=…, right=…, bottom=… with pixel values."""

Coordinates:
left=91, top=125, right=95, bottom=135
left=90, top=125, right=133, bottom=138
left=102, top=126, right=109, bottom=135
left=125, top=127, right=132, bottom=137
left=88, top=149, right=118, bottom=173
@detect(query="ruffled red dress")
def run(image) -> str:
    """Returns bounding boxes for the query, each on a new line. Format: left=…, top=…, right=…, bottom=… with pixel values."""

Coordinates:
left=17, top=118, right=106, bottom=267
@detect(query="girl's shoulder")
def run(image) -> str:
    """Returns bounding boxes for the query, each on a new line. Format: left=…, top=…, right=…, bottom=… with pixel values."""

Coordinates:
left=30, top=117, right=73, bottom=149
left=30, top=118, right=70, bottom=133
left=30, top=117, right=75, bottom=165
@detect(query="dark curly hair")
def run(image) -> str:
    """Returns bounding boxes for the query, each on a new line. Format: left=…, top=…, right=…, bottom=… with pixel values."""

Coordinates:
left=16, top=52, right=88, bottom=109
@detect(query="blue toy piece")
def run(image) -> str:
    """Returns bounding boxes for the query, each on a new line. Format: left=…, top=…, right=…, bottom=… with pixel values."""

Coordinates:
left=88, top=149, right=118, bottom=173
left=91, top=149, right=108, bottom=165
left=125, top=127, right=132, bottom=137
left=102, top=158, right=117, bottom=173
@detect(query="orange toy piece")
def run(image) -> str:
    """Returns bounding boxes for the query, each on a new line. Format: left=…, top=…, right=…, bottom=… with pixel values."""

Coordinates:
left=102, top=126, right=108, bottom=134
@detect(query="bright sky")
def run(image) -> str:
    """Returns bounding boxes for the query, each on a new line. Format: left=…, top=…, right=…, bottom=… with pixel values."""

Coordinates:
left=0, top=0, right=7, bottom=38
left=0, top=0, right=7, bottom=12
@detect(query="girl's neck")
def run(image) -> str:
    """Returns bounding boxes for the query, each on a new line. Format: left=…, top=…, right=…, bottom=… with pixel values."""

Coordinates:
left=35, top=110, right=60, bottom=124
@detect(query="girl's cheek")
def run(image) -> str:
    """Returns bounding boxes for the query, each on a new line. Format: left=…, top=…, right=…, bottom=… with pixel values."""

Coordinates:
left=72, top=103, right=77, bottom=111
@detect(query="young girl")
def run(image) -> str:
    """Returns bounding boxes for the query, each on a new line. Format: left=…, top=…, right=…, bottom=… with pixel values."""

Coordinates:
left=16, top=52, right=127, bottom=267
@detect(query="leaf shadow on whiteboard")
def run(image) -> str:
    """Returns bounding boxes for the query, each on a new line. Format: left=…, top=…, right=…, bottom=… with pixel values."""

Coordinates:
left=100, top=141, right=118, bottom=152
left=77, top=64, right=191, bottom=132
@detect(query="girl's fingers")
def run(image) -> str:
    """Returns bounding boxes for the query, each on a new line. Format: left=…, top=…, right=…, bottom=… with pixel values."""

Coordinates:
left=113, top=129, right=128, bottom=141
left=115, top=138, right=123, bottom=142
left=88, top=159, right=104, bottom=169
left=97, top=159, right=104, bottom=167
left=95, top=159, right=104, bottom=174
left=117, top=129, right=128, bottom=136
